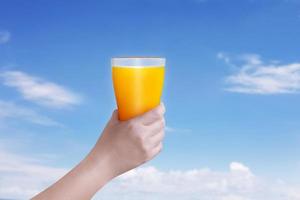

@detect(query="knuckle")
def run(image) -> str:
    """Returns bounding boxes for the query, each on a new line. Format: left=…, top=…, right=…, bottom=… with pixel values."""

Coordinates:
left=154, top=145, right=162, bottom=155
left=161, top=130, right=165, bottom=138
left=160, top=143, right=163, bottom=151
left=158, top=148, right=162, bottom=154
left=153, top=108, right=162, bottom=117
left=140, top=144, right=149, bottom=156
left=161, top=104, right=166, bottom=113
left=160, top=118, right=165, bottom=127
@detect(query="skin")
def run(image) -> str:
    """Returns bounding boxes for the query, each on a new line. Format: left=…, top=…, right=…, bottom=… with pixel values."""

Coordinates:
left=32, top=103, right=166, bottom=200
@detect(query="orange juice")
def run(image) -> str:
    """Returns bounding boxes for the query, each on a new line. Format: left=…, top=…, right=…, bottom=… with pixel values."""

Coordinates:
left=112, top=66, right=164, bottom=120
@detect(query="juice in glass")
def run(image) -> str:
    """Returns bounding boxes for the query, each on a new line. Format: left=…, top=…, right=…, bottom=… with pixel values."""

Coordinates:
left=112, top=57, right=165, bottom=120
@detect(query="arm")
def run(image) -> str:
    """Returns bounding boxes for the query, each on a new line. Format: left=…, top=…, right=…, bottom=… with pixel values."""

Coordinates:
left=32, top=104, right=165, bottom=200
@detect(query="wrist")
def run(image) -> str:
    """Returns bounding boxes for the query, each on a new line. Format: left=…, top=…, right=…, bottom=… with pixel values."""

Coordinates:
left=85, top=146, right=118, bottom=186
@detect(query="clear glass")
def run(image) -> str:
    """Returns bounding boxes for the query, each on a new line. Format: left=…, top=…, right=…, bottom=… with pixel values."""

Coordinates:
left=112, top=57, right=165, bottom=120
left=111, top=57, right=166, bottom=67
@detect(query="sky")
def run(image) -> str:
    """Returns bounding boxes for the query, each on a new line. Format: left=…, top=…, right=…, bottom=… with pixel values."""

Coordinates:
left=0, top=0, right=300, bottom=199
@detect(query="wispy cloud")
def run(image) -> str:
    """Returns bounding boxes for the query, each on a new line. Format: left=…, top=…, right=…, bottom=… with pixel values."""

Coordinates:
left=166, top=126, right=192, bottom=133
left=218, top=52, right=300, bottom=94
left=0, top=100, right=61, bottom=126
left=0, top=70, right=82, bottom=108
left=97, top=162, right=300, bottom=200
left=0, top=30, right=10, bottom=44
left=0, top=145, right=68, bottom=199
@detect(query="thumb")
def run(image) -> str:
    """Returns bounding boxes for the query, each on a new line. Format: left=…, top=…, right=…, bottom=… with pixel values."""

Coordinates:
left=110, top=109, right=119, bottom=123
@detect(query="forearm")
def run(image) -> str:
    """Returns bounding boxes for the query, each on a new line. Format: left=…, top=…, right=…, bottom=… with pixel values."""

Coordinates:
left=32, top=148, right=115, bottom=200
left=32, top=105, right=165, bottom=200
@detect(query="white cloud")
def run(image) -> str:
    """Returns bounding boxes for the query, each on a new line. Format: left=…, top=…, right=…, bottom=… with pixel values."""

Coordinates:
left=230, top=162, right=250, bottom=172
left=0, top=100, right=61, bottom=126
left=97, top=163, right=300, bottom=200
left=0, top=146, right=68, bottom=199
left=0, top=31, right=10, bottom=44
left=0, top=147, right=299, bottom=200
left=0, top=70, right=82, bottom=108
left=219, top=53, right=300, bottom=94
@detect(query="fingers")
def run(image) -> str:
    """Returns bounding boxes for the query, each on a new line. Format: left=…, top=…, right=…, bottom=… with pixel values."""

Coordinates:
left=148, top=142, right=163, bottom=160
left=146, top=120, right=165, bottom=158
left=149, top=130, right=165, bottom=147
left=146, top=118, right=165, bottom=138
left=135, top=103, right=165, bottom=125
left=109, top=109, right=119, bottom=124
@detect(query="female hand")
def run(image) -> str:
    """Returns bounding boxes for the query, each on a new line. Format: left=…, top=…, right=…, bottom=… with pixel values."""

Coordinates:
left=92, top=103, right=166, bottom=177
left=32, top=103, right=166, bottom=200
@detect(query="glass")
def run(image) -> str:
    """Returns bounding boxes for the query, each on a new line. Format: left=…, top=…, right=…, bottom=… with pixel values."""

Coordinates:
left=112, top=57, right=165, bottom=120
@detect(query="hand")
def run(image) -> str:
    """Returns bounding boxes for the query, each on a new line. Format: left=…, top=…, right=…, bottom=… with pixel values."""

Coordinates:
left=92, top=103, right=166, bottom=177
left=32, top=104, right=166, bottom=200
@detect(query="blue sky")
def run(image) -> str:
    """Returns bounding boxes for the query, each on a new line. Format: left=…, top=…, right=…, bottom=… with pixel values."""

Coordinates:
left=1, top=0, right=300, bottom=199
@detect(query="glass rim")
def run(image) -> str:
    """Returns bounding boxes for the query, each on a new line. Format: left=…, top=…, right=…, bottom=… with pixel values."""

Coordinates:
left=111, top=57, right=166, bottom=67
